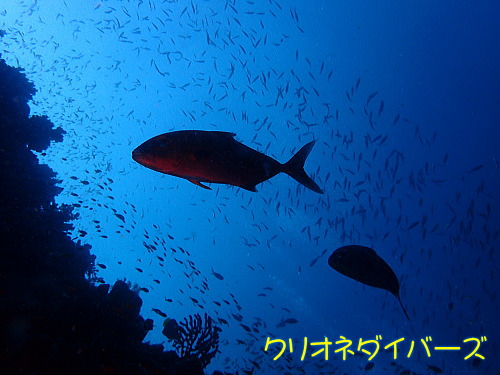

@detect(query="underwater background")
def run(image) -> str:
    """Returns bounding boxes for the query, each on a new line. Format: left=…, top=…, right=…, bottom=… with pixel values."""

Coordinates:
left=1, top=1, right=498, bottom=374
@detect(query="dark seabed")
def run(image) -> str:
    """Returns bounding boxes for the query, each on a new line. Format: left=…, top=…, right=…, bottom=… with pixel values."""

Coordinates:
left=1, top=1, right=498, bottom=374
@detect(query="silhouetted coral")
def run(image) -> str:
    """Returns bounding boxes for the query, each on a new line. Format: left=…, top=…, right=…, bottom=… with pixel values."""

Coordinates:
left=0, top=51, right=223, bottom=375
left=163, top=313, right=221, bottom=371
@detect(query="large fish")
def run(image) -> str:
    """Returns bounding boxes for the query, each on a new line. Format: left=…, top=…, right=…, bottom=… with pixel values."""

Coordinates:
left=132, top=130, right=323, bottom=193
left=328, top=245, right=410, bottom=320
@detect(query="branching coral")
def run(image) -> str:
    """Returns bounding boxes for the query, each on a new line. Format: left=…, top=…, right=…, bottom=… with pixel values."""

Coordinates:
left=163, top=313, right=221, bottom=369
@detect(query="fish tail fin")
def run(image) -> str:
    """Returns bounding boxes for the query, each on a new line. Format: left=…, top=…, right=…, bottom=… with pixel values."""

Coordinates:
left=397, top=294, right=411, bottom=321
left=282, top=141, right=323, bottom=194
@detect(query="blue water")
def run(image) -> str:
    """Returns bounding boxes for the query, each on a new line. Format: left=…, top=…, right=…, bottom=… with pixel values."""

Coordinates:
left=2, top=1, right=498, bottom=374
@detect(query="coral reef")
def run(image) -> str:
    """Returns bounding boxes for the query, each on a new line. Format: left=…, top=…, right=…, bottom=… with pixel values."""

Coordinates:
left=0, top=41, right=223, bottom=374
left=163, top=313, right=221, bottom=371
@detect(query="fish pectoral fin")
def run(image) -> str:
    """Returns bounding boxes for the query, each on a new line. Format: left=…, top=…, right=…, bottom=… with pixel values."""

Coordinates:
left=188, top=179, right=212, bottom=190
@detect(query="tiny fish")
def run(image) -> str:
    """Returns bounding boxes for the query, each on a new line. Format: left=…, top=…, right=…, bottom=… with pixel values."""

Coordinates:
left=427, top=364, right=443, bottom=373
left=468, top=164, right=484, bottom=174
left=378, top=100, right=384, bottom=116
left=114, top=213, right=125, bottom=223
left=211, top=268, right=224, bottom=280
left=152, top=308, right=167, bottom=317
left=232, top=313, right=243, bottom=322
left=276, top=317, right=298, bottom=327
left=240, top=324, right=251, bottom=332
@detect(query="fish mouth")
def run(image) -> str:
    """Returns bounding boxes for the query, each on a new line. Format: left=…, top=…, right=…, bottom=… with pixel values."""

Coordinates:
left=132, top=149, right=142, bottom=162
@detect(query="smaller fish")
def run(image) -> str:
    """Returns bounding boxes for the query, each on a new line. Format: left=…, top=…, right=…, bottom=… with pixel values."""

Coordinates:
left=468, top=164, right=484, bottom=174
left=427, top=364, right=443, bottom=373
left=309, top=256, right=320, bottom=267
left=378, top=100, right=384, bottom=117
left=152, top=308, right=167, bottom=317
left=240, top=324, right=252, bottom=332
left=407, top=221, right=419, bottom=230
left=366, top=91, right=378, bottom=105
left=364, top=362, right=375, bottom=371
left=276, top=317, right=298, bottom=327
left=232, top=313, right=243, bottom=322
left=211, top=268, right=224, bottom=280
left=114, top=213, right=125, bottom=222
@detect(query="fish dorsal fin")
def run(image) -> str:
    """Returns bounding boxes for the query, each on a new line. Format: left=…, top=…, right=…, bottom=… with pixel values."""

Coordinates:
left=240, top=184, right=258, bottom=192
left=188, top=179, right=212, bottom=190
left=211, top=131, right=236, bottom=138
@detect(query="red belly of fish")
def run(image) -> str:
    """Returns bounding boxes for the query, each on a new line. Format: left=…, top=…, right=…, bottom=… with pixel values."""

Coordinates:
left=174, top=158, right=245, bottom=186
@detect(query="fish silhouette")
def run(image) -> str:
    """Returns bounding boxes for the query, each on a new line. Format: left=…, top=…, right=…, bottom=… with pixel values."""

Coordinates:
left=328, top=245, right=410, bottom=320
left=132, top=130, right=323, bottom=193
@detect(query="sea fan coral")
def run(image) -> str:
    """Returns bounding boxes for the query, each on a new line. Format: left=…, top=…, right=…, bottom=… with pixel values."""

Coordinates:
left=163, top=313, right=221, bottom=369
